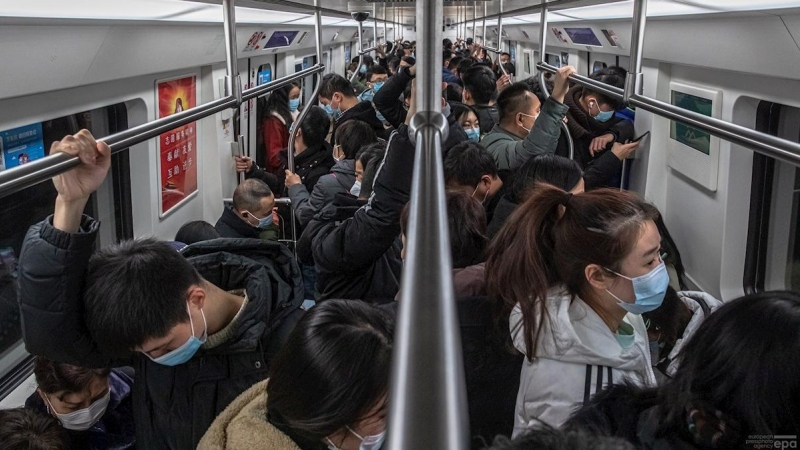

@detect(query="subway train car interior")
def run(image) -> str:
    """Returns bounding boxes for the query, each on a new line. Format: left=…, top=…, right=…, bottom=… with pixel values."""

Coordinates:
left=1, top=0, right=799, bottom=448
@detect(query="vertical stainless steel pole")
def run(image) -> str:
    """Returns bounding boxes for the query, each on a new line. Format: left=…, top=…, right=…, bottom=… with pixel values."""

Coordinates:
left=373, top=4, right=379, bottom=47
left=383, top=5, right=387, bottom=45
left=482, top=2, right=487, bottom=46
left=497, top=0, right=504, bottom=53
left=222, top=0, right=241, bottom=105
left=625, top=0, right=648, bottom=104
left=472, top=1, right=476, bottom=41
left=349, top=20, right=364, bottom=84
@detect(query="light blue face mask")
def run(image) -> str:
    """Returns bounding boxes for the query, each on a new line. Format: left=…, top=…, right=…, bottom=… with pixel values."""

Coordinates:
left=372, top=81, right=385, bottom=93
left=590, top=101, right=615, bottom=123
left=606, top=261, right=670, bottom=315
left=147, top=303, right=207, bottom=366
left=247, top=211, right=274, bottom=229
left=289, top=98, right=301, bottom=112
left=360, top=90, right=375, bottom=103
left=322, top=103, right=335, bottom=117
left=465, top=126, right=481, bottom=143
left=359, top=64, right=367, bottom=74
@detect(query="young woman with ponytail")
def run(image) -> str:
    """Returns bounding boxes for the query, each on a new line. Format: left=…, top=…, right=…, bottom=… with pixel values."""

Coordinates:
left=486, top=185, right=664, bottom=433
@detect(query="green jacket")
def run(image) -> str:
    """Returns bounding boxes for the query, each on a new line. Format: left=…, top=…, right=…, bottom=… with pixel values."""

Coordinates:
left=480, top=97, right=569, bottom=170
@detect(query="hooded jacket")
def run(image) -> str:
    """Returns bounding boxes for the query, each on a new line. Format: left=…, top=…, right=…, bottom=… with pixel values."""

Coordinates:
left=332, top=100, right=391, bottom=142
left=198, top=380, right=300, bottom=450
left=480, top=97, right=569, bottom=171
left=288, top=159, right=357, bottom=228
left=510, top=288, right=657, bottom=434
left=286, top=141, right=336, bottom=195
left=473, top=104, right=500, bottom=135
left=18, top=220, right=305, bottom=449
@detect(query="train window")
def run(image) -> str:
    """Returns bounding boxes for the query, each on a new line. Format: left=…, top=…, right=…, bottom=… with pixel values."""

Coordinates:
left=0, top=102, right=131, bottom=401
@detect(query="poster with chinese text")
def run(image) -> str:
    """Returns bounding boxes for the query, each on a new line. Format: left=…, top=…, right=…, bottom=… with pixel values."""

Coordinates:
left=0, top=123, right=45, bottom=172
left=156, top=75, right=198, bottom=216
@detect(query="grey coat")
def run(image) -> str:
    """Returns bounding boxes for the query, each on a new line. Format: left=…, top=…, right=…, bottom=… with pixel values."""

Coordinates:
left=287, top=159, right=356, bottom=227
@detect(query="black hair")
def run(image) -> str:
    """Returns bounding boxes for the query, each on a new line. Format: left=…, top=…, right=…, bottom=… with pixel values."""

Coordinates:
left=444, top=84, right=463, bottom=103
left=449, top=55, right=464, bottom=71
left=175, top=220, right=220, bottom=245
left=457, top=58, right=476, bottom=78
left=34, top=357, right=110, bottom=396
left=85, top=239, right=202, bottom=353
left=590, top=65, right=628, bottom=80
left=267, top=300, right=394, bottom=447
left=442, top=38, right=453, bottom=50
left=657, top=291, right=800, bottom=440
left=466, top=37, right=474, bottom=45
left=335, top=120, right=377, bottom=160
left=461, top=64, right=497, bottom=105
left=266, top=82, right=299, bottom=128
left=387, top=57, right=401, bottom=74
left=319, top=73, right=356, bottom=100
left=641, top=286, right=692, bottom=361
left=497, top=82, right=535, bottom=123
left=500, top=51, right=511, bottom=58
left=0, top=408, right=68, bottom=450
left=583, top=73, right=625, bottom=111
left=507, top=154, right=583, bottom=204
left=401, top=55, right=416, bottom=66
left=233, top=178, right=273, bottom=213
left=402, top=83, right=413, bottom=107
left=443, top=141, right=498, bottom=188
left=451, top=102, right=479, bottom=124
left=356, top=142, right=386, bottom=199
left=365, top=65, right=387, bottom=83
left=299, top=105, right=331, bottom=149
left=487, top=426, right=635, bottom=450
left=443, top=49, right=454, bottom=62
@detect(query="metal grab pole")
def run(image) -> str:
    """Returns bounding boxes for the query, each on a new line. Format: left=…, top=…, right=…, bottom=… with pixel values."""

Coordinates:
left=373, top=4, right=379, bottom=47
left=349, top=20, right=364, bottom=84
left=537, top=1, right=574, bottom=160
left=223, top=0, right=241, bottom=105
left=625, top=0, right=648, bottom=104
left=472, top=1, right=476, bottom=41
left=388, top=0, right=466, bottom=447
left=359, top=46, right=379, bottom=56
left=482, top=2, right=487, bottom=47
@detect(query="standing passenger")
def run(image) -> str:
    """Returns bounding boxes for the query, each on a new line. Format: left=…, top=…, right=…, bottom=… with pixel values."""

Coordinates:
left=262, top=83, right=301, bottom=175
left=318, top=74, right=389, bottom=141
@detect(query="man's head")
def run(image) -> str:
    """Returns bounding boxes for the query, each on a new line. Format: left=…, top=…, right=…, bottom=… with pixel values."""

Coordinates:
left=443, top=49, right=454, bottom=68
left=449, top=55, right=463, bottom=72
left=85, top=239, right=205, bottom=358
left=319, top=74, right=356, bottom=111
left=580, top=72, right=625, bottom=121
left=500, top=52, right=511, bottom=65
left=443, top=141, right=502, bottom=202
left=297, top=106, right=331, bottom=152
left=498, top=82, right=542, bottom=139
left=366, top=66, right=388, bottom=92
left=461, top=64, right=496, bottom=106
left=335, top=120, right=378, bottom=161
left=443, top=38, right=454, bottom=51
left=232, top=178, right=275, bottom=228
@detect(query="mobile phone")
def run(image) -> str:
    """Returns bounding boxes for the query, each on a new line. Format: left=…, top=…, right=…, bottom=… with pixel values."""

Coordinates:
left=631, top=131, right=650, bottom=143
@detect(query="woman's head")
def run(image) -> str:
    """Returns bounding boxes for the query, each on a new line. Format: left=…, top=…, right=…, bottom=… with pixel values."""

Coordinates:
left=266, top=82, right=300, bottom=125
left=334, top=120, right=377, bottom=161
left=452, top=103, right=480, bottom=143
left=267, top=300, right=394, bottom=450
left=507, top=155, right=584, bottom=204
left=486, top=186, right=661, bottom=359
left=660, top=291, right=800, bottom=440
left=34, top=357, right=110, bottom=417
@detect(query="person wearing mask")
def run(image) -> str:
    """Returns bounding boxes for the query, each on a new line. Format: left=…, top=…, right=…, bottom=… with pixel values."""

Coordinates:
left=494, top=52, right=516, bottom=79
left=451, top=103, right=481, bottom=143
left=0, top=408, right=69, bottom=450
left=318, top=73, right=390, bottom=141
left=348, top=55, right=375, bottom=95
left=198, top=300, right=393, bottom=450
left=286, top=120, right=377, bottom=227
left=17, top=130, right=305, bottom=448
left=26, top=357, right=135, bottom=450
left=262, top=83, right=301, bottom=175
left=460, top=65, right=501, bottom=134
left=215, top=178, right=279, bottom=241
left=443, top=49, right=461, bottom=84
left=443, top=141, right=506, bottom=224
left=487, top=186, right=661, bottom=432
left=566, top=291, right=800, bottom=448
left=358, top=66, right=391, bottom=128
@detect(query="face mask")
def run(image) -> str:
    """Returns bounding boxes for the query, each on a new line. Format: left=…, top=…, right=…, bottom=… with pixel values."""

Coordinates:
left=372, top=81, right=385, bottom=93
left=590, top=101, right=615, bottom=122
left=359, top=64, right=367, bottom=74
left=247, top=211, right=274, bottom=229
left=330, top=97, right=343, bottom=118
left=360, top=90, right=375, bottom=103
left=44, top=389, right=111, bottom=431
left=350, top=180, right=362, bottom=197
left=289, top=98, right=301, bottom=112
left=147, top=303, right=207, bottom=366
left=605, top=261, right=670, bottom=315
left=441, top=102, right=452, bottom=119
left=465, top=126, right=481, bottom=143
left=323, top=103, right=335, bottom=117
left=518, top=112, right=538, bottom=134
left=471, top=183, right=490, bottom=204
left=327, top=427, right=386, bottom=450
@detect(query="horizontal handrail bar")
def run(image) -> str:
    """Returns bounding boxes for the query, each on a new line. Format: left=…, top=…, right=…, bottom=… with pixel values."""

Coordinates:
left=242, top=65, right=325, bottom=102
left=359, top=46, right=378, bottom=56
left=536, top=63, right=800, bottom=167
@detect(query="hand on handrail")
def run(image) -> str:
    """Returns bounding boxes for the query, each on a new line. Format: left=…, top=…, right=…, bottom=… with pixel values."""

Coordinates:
left=552, top=65, right=576, bottom=104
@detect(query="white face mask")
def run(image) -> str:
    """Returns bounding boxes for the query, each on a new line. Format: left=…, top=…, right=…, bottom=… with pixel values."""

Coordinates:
left=44, top=389, right=111, bottom=431
left=518, top=112, right=538, bottom=134
left=327, top=426, right=386, bottom=450
left=350, top=180, right=362, bottom=197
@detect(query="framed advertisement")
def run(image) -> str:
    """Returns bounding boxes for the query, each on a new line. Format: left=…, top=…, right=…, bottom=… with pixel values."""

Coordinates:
left=156, top=74, right=199, bottom=217
left=0, top=123, right=45, bottom=172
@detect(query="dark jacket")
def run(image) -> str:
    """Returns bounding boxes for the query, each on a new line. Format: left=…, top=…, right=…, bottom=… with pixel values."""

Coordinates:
left=243, top=164, right=282, bottom=195
left=26, top=368, right=136, bottom=450
left=288, top=159, right=356, bottom=228
left=215, top=205, right=260, bottom=239
left=473, top=104, right=500, bottom=135
left=559, top=86, right=635, bottom=169
left=307, top=126, right=415, bottom=304
left=18, top=219, right=305, bottom=450
left=332, top=100, right=391, bottom=142
left=486, top=195, right=517, bottom=239
left=287, top=141, right=336, bottom=194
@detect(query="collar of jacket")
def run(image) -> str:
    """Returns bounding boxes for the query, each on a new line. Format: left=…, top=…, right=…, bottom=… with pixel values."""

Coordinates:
left=293, top=142, right=333, bottom=169
left=564, top=86, right=620, bottom=138
left=220, top=206, right=260, bottom=239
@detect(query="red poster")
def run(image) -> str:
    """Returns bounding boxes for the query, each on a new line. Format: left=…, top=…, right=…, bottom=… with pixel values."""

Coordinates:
left=157, top=75, right=198, bottom=215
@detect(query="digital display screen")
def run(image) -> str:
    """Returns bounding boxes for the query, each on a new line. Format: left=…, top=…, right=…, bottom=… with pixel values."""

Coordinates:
left=670, top=91, right=713, bottom=155
left=264, top=31, right=299, bottom=49
left=257, top=69, right=272, bottom=85
left=564, top=27, right=603, bottom=46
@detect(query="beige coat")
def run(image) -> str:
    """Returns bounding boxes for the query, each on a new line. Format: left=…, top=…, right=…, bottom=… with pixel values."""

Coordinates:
left=197, top=380, right=301, bottom=450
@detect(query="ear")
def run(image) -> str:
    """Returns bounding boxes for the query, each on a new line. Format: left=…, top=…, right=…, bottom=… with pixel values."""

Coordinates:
left=480, top=175, right=493, bottom=189
left=585, top=264, right=617, bottom=291
left=187, top=285, right=206, bottom=310
left=462, top=89, right=472, bottom=102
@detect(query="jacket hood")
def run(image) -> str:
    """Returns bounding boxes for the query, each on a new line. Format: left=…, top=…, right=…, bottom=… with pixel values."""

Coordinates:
left=216, top=206, right=260, bottom=239
left=314, top=193, right=365, bottom=223
left=293, top=141, right=333, bottom=168
left=510, top=288, right=652, bottom=372
left=330, top=159, right=356, bottom=176
left=197, top=380, right=300, bottom=450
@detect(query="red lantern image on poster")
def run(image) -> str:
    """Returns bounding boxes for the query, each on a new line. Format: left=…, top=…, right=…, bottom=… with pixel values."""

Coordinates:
left=156, top=75, right=198, bottom=216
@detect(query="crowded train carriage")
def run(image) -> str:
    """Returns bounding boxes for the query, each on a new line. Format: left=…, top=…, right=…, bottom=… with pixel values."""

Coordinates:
left=0, top=0, right=799, bottom=449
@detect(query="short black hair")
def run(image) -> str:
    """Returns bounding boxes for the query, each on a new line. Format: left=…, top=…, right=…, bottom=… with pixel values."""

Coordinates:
left=299, top=105, right=330, bottom=148
left=233, top=178, right=273, bottom=213
left=442, top=38, right=453, bottom=50
left=500, top=52, right=511, bottom=58
left=452, top=102, right=479, bottom=124
left=401, top=55, right=415, bottom=66
left=507, top=154, right=583, bottom=204
left=443, top=49, right=454, bottom=62
left=0, top=408, right=68, bottom=450
left=388, top=57, right=401, bottom=74
left=319, top=73, right=356, bottom=100
left=583, top=72, right=625, bottom=110
left=466, top=37, right=474, bottom=45
left=457, top=57, right=476, bottom=77
left=85, top=239, right=202, bottom=353
left=357, top=142, right=387, bottom=199
left=449, top=55, right=464, bottom=71
left=444, top=83, right=463, bottom=103
left=175, top=220, right=220, bottom=245
left=267, top=300, right=394, bottom=447
left=461, top=64, right=497, bottom=105
left=497, top=82, right=535, bottom=123
left=443, top=141, right=498, bottom=188
left=335, top=120, right=377, bottom=159
left=365, top=65, right=387, bottom=82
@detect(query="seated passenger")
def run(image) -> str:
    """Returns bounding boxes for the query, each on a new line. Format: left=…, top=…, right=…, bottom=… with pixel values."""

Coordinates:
left=487, top=185, right=661, bottom=432
left=18, top=130, right=304, bottom=449
left=215, top=178, right=279, bottom=241
left=198, top=299, right=393, bottom=450
left=175, top=220, right=220, bottom=246
left=286, top=120, right=377, bottom=227
left=460, top=65, right=500, bottom=134
left=566, top=291, right=800, bottom=448
left=26, top=357, right=135, bottom=450
left=480, top=67, right=575, bottom=170
left=443, top=142, right=506, bottom=224
left=0, top=408, right=68, bottom=450
left=486, top=155, right=584, bottom=239
left=318, top=73, right=390, bottom=141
